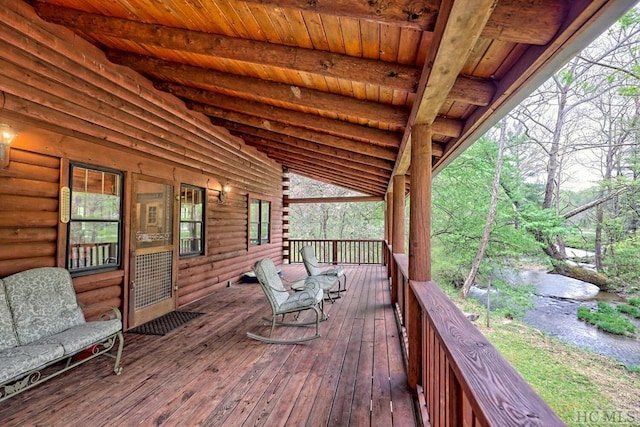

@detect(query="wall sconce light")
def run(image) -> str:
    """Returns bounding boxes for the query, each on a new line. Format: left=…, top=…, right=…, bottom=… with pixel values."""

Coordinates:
left=0, top=124, right=16, bottom=169
left=217, top=182, right=231, bottom=204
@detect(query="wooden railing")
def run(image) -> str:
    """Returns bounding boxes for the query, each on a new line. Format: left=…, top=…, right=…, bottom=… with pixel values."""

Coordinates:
left=288, top=239, right=384, bottom=264
left=386, top=245, right=564, bottom=426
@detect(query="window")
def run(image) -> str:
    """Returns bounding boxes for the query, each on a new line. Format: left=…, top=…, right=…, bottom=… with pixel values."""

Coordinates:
left=67, top=164, right=122, bottom=274
left=180, top=185, right=205, bottom=256
left=249, top=197, right=271, bottom=246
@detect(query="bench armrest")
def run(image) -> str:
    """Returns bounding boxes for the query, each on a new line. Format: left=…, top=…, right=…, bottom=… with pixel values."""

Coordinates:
left=80, top=303, right=122, bottom=321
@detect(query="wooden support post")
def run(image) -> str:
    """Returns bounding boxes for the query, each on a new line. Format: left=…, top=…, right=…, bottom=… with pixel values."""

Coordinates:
left=408, top=124, right=433, bottom=390
left=392, top=177, right=405, bottom=254
left=386, top=192, right=394, bottom=285
left=391, top=177, right=405, bottom=305
left=282, top=168, right=290, bottom=264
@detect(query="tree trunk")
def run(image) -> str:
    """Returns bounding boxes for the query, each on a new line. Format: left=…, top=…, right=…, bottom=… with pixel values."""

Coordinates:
left=461, top=119, right=507, bottom=298
left=552, top=261, right=610, bottom=290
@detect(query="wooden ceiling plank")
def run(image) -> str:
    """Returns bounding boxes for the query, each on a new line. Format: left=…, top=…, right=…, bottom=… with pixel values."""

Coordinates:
left=105, top=50, right=410, bottom=127
left=32, top=3, right=420, bottom=91
left=282, top=8, right=314, bottom=49
left=239, top=0, right=563, bottom=44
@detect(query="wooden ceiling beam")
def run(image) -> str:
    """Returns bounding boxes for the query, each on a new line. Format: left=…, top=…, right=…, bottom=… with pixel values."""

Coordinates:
left=190, top=102, right=398, bottom=161
left=32, top=2, right=418, bottom=91
left=253, top=143, right=390, bottom=184
left=156, top=82, right=403, bottom=147
left=158, top=82, right=464, bottom=140
left=393, top=0, right=498, bottom=177
left=106, top=50, right=409, bottom=128
left=259, top=147, right=388, bottom=188
left=238, top=133, right=393, bottom=178
left=286, top=166, right=385, bottom=196
left=240, top=0, right=563, bottom=45
left=237, top=134, right=391, bottom=182
left=276, top=159, right=387, bottom=195
left=287, top=196, right=383, bottom=204
left=214, top=120, right=395, bottom=171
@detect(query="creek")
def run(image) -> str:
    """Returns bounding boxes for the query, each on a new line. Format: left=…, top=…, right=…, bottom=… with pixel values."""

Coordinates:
left=470, top=266, right=640, bottom=369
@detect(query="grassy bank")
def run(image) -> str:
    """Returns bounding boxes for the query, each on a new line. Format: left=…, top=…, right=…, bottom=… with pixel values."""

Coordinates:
left=443, top=289, right=640, bottom=426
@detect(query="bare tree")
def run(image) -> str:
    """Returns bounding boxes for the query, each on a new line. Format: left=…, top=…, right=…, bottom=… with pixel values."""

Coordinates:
left=461, top=118, right=508, bottom=298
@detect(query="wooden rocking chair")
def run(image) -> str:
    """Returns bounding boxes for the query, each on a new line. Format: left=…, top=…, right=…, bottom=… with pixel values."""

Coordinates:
left=300, top=246, right=347, bottom=297
left=247, top=258, right=326, bottom=344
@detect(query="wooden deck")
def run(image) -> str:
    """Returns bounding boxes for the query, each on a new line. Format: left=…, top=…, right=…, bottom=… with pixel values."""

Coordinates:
left=0, top=264, right=417, bottom=426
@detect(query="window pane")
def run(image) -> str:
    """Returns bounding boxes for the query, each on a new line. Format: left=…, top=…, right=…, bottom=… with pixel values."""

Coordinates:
left=71, top=167, right=121, bottom=221
left=250, top=199, right=260, bottom=222
left=250, top=222, right=259, bottom=245
left=261, top=222, right=270, bottom=244
left=136, top=181, right=173, bottom=248
left=68, top=221, right=119, bottom=270
left=261, top=201, right=270, bottom=222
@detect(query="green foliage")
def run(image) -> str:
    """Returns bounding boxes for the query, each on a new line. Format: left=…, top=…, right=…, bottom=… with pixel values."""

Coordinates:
left=619, top=7, right=640, bottom=30
left=558, top=69, right=575, bottom=86
left=518, top=205, right=567, bottom=240
left=617, top=303, right=640, bottom=319
left=603, top=237, right=640, bottom=284
left=577, top=302, right=638, bottom=336
left=618, top=86, right=639, bottom=96
left=629, top=297, right=640, bottom=307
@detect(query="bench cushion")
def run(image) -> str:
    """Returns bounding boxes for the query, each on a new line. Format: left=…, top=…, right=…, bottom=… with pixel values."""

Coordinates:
left=3, top=268, right=85, bottom=345
left=0, top=280, right=19, bottom=351
left=0, top=344, right=64, bottom=383
left=34, top=319, right=122, bottom=355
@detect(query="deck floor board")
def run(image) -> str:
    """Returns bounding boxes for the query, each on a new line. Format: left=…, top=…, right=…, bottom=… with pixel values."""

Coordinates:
left=0, top=264, right=417, bottom=426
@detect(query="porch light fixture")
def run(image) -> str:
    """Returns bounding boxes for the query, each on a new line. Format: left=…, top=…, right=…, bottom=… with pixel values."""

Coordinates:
left=217, top=181, right=231, bottom=204
left=0, top=124, right=16, bottom=169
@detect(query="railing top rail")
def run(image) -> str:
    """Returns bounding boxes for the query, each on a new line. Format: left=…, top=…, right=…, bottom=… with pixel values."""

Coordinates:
left=410, top=280, right=565, bottom=426
left=392, top=253, right=409, bottom=278
left=289, top=239, right=385, bottom=243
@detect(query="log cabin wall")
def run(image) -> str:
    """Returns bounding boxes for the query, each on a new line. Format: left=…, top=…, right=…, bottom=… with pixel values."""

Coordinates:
left=0, top=1, right=283, bottom=327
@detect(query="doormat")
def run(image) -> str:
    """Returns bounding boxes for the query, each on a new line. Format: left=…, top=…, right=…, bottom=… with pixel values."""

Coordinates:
left=128, top=311, right=204, bottom=336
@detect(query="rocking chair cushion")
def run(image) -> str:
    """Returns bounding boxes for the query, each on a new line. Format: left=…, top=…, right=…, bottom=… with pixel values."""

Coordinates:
left=300, top=246, right=345, bottom=279
left=278, top=287, right=322, bottom=312
left=291, top=275, right=338, bottom=295
left=252, top=258, right=322, bottom=314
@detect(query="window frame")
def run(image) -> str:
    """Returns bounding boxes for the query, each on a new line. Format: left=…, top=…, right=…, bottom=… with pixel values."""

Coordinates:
left=179, top=184, right=206, bottom=257
left=248, top=194, right=272, bottom=248
left=66, top=163, right=123, bottom=276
